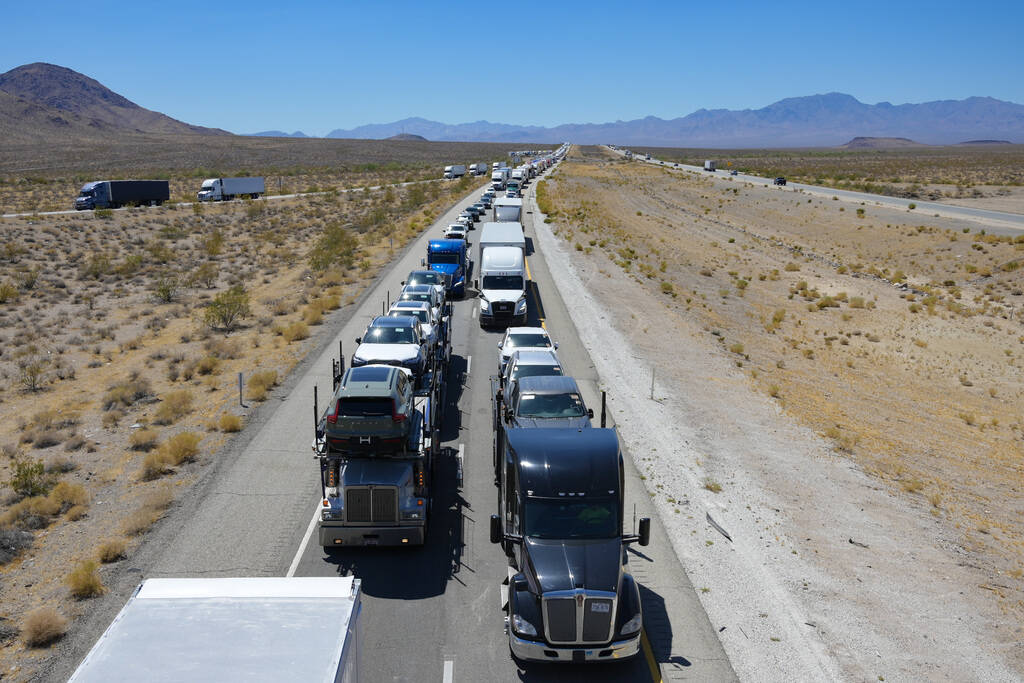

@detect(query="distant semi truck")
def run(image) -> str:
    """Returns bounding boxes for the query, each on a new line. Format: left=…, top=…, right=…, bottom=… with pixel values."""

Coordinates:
left=197, top=177, right=265, bottom=201
left=471, top=162, right=489, bottom=176
left=444, top=165, right=467, bottom=179
left=704, top=160, right=716, bottom=172
left=74, top=180, right=170, bottom=210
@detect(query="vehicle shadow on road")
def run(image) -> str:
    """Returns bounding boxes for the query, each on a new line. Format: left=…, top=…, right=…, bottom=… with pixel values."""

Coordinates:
left=524, top=236, right=536, bottom=257
left=322, top=432, right=466, bottom=600
left=441, top=354, right=467, bottom=442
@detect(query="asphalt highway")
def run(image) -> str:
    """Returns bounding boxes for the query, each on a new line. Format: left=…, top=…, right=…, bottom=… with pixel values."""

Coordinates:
left=60, top=162, right=736, bottom=682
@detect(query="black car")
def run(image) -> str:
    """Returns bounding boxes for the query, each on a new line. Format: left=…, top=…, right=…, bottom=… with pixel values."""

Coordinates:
left=774, top=177, right=787, bottom=186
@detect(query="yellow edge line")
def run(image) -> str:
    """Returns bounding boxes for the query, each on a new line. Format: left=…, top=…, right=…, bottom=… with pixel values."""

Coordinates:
left=524, top=257, right=546, bottom=330
left=641, top=628, right=662, bottom=682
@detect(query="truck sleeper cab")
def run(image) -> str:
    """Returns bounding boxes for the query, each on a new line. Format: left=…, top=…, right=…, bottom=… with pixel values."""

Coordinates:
left=426, top=239, right=468, bottom=297
left=490, top=428, right=650, bottom=663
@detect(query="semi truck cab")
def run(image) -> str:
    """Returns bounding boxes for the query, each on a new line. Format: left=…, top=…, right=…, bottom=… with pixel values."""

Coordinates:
left=426, top=239, right=468, bottom=297
left=490, top=428, right=650, bottom=663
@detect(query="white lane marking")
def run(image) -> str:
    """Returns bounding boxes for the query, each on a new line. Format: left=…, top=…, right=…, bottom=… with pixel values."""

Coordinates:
left=465, top=355, right=472, bottom=376
left=443, top=660, right=454, bottom=683
left=287, top=504, right=321, bottom=577
left=471, top=305, right=477, bottom=319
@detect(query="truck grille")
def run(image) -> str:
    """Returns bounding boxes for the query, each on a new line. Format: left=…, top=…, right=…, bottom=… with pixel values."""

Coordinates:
left=543, top=592, right=616, bottom=644
left=345, top=487, right=397, bottom=523
left=493, top=302, right=513, bottom=316
left=545, top=598, right=577, bottom=643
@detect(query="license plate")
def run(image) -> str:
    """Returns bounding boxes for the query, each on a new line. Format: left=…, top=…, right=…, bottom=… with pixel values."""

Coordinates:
left=364, top=538, right=379, bottom=546
left=590, top=603, right=610, bottom=613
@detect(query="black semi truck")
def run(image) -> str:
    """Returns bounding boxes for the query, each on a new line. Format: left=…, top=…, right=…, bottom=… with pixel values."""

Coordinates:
left=490, top=427, right=650, bottom=663
left=75, top=180, right=170, bottom=210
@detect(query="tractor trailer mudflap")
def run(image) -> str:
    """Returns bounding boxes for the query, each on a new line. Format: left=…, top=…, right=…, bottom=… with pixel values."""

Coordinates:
left=320, top=522, right=426, bottom=547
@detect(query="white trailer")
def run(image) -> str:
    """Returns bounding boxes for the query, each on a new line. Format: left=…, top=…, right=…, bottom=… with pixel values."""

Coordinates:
left=704, top=160, right=716, bottom=172
left=197, top=177, right=265, bottom=201
left=443, top=165, right=466, bottom=179
left=69, top=577, right=362, bottom=683
left=493, top=197, right=522, bottom=222
left=475, top=222, right=527, bottom=327
left=471, top=162, right=489, bottom=176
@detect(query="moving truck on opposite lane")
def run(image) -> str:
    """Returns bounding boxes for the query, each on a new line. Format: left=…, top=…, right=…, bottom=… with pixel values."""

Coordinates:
left=74, top=180, right=169, bottom=210
left=197, top=177, right=265, bottom=201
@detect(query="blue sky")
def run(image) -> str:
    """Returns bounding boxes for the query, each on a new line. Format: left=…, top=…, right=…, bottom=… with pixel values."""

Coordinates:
left=2, top=1, right=1021, bottom=136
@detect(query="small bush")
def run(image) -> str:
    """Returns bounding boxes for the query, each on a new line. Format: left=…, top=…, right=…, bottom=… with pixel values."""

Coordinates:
left=0, top=282, right=18, bottom=304
left=204, top=285, right=251, bottom=331
left=130, top=428, right=159, bottom=451
left=49, top=481, right=88, bottom=512
left=153, top=390, right=193, bottom=425
left=282, top=321, right=309, bottom=343
left=219, top=414, right=243, bottom=432
left=122, top=486, right=174, bottom=534
left=703, top=479, right=722, bottom=493
left=246, top=370, right=279, bottom=401
left=66, top=560, right=106, bottom=598
left=159, top=432, right=201, bottom=466
left=5, top=458, right=52, bottom=498
left=103, top=375, right=152, bottom=410
left=729, top=342, right=744, bottom=354
left=22, top=608, right=67, bottom=647
left=97, top=538, right=126, bottom=563
left=0, top=529, right=33, bottom=564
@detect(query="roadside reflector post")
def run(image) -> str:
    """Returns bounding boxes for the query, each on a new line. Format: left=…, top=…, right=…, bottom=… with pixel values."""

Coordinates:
left=238, top=372, right=244, bottom=407
left=313, top=385, right=318, bottom=430
left=601, top=391, right=607, bottom=428
left=650, top=367, right=656, bottom=400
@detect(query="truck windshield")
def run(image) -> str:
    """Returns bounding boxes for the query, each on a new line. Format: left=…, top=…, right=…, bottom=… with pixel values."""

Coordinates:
left=524, top=499, right=618, bottom=539
left=482, top=275, right=523, bottom=290
left=364, top=327, right=416, bottom=344
left=428, top=254, right=460, bottom=265
left=516, top=393, right=585, bottom=418
left=79, top=189, right=94, bottom=197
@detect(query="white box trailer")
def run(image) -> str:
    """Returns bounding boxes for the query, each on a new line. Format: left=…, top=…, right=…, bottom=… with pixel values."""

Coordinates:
left=443, top=165, right=466, bottom=179
left=704, top=160, right=716, bottom=172
left=69, top=577, right=362, bottom=683
left=493, top=197, right=522, bottom=222
left=197, top=177, right=265, bottom=201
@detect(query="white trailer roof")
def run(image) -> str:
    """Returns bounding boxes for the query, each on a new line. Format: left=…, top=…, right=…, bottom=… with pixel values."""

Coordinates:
left=70, top=577, right=360, bottom=683
left=479, top=222, right=525, bottom=245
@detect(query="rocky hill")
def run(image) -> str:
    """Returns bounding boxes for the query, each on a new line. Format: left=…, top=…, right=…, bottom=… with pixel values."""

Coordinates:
left=0, top=62, right=228, bottom=141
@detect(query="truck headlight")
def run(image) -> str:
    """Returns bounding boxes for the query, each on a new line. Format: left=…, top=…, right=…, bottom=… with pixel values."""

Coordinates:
left=512, top=614, right=537, bottom=637
left=515, top=297, right=527, bottom=314
left=620, top=611, right=643, bottom=636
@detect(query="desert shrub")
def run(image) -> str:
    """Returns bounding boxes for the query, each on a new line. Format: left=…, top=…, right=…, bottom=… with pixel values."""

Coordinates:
left=282, top=321, right=309, bottom=343
left=66, top=505, right=88, bottom=521
left=0, top=282, right=18, bottom=304
left=66, top=560, right=105, bottom=598
left=190, top=262, right=219, bottom=288
left=219, top=414, right=243, bottom=432
left=205, top=285, right=250, bottom=331
left=103, top=375, right=153, bottom=410
left=49, top=481, right=88, bottom=512
left=158, top=432, right=201, bottom=467
left=309, top=221, right=358, bottom=272
left=153, top=390, right=193, bottom=424
left=82, top=253, right=112, bottom=279
left=205, top=337, right=241, bottom=359
left=246, top=370, right=278, bottom=401
left=97, top=538, right=126, bottom=563
left=303, top=307, right=323, bottom=325
left=130, top=428, right=159, bottom=451
left=152, top=272, right=180, bottom=303
left=5, top=458, right=52, bottom=498
left=0, top=529, right=33, bottom=565
left=122, top=486, right=173, bottom=534
left=21, top=608, right=67, bottom=647
left=17, top=356, right=48, bottom=391
left=195, top=355, right=220, bottom=375
left=141, top=451, right=173, bottom=481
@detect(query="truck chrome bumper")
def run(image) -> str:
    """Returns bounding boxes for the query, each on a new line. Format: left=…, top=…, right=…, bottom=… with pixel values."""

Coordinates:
left=319, top=523, right=425, bottom=547
left=509, top=632, right=640, bottom=663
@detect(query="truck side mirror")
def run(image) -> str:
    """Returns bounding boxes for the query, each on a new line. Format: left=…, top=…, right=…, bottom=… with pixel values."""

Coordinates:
left=587, top=408, right=594, bottom=419
left=420, top=258, right=425, bottom=266
left=553, top=342, right=559, bottom=350
left=473, top=279, right=479, bottom=290
left=355, top=337, right=362, bottom=345
left=401, top=280, right=406, bottom=285
left=490, top=514, right=502, bottom=544
left=638, top=517, right=651, bottom=547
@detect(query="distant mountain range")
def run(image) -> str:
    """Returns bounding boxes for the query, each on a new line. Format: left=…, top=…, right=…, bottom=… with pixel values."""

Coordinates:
left=0, top=62, right=229, bottom=142
left=324, top=93, right=1024, bottom=147
left=246, top=130, right=309, bottom=138
left=1, top=63, right=1021, bottom=148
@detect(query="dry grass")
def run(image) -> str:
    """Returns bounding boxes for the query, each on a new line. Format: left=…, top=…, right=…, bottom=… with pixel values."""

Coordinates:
left=129, top=428, right=159, bottom=451
left=65, top=560, right=105, bottom=598
left=96, top=538, right=126, bottom=563
left=21, top=608, right=67, bottom=647
left=140, top=432, right=201, bottom=480
left=121, top=486, right=174, bottom=536
left=153, top=390, right=194, bottom=425
left=219, top=414, right=243, bottom=433
left=246, top=370, right=279, bottom=401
